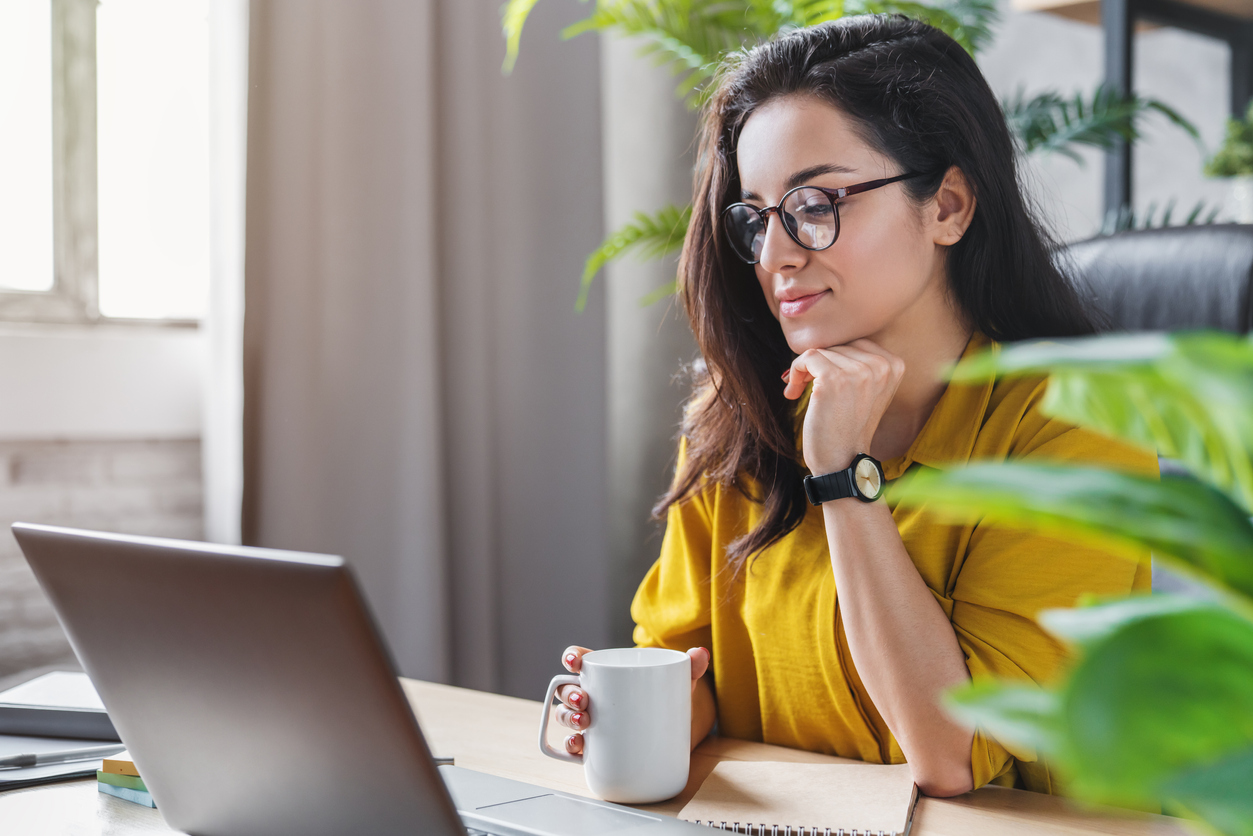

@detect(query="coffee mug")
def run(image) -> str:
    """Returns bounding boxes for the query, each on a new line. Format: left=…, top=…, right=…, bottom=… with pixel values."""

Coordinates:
left=538, top=647, right=691, bottom=803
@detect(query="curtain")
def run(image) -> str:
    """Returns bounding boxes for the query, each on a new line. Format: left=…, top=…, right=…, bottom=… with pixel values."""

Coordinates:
left=242, top=0, right=613, bottom=696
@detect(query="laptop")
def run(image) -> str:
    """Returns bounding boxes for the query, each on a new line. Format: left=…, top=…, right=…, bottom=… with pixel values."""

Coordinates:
left=12, top=523, right=704, bottom=836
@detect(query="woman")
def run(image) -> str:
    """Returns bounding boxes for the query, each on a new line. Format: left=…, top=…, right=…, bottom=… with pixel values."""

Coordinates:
left=552, top=15, right=1154, bottom=797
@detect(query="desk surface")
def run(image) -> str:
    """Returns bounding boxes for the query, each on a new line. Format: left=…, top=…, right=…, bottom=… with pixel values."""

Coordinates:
left=0, top=679, right=1189, bottom=836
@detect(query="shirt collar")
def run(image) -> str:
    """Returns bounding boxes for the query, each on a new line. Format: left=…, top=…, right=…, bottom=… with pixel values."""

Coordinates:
left=880, top=331, right=997, bottom=481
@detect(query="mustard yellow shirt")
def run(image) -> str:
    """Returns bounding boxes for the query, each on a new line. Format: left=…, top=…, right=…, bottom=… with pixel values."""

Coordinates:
left=631, top=333, right=1155, bottom=793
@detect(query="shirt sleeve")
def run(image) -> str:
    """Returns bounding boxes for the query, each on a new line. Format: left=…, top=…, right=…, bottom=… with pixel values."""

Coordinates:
left=952, top=415, right=1158, bottom=792
left=631, top=440, right=715, bottom=654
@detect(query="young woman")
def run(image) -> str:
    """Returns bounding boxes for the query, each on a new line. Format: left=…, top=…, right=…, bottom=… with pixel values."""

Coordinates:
left=551, top=15, right=1154, bottom=797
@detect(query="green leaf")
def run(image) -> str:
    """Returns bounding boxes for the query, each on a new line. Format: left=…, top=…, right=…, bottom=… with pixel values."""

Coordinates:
left=638, top=280, right=679, bottom=307
left=944, top=599, right=1253, bottom=828
left=559, top=1, right=764, bottom=107
left=1205, top=100, right=1253, bottom=178
left=501, top=0, right=545, bottom=74
left=946, top=332, right=1253, bottom=513
left=1161, top=747, right=1253, bottom=836
left=1038, top=594, right=1214, bottom=647
left=1003, top=84, right=1200, bottom=164
left=889, top=464, right=1253, bottom=604
left=1058, top=605, right=1253, bottom=809
left=944, top=679, right=1066, bottom=760
left=577, top=204, right=691, bottom=311
left=852, top=0, right=998, bottom=53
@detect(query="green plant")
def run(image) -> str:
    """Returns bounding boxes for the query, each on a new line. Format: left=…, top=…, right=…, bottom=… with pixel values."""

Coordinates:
left=1003, top=85, right=1198, bottom=164
left=888, top=331, right=1253, bottom=834
left=502, top=0, right=1200, bottom=309
left=1205, top=100, right=1253, bottom=178
left=1099, top=198, right=1220, bottom=236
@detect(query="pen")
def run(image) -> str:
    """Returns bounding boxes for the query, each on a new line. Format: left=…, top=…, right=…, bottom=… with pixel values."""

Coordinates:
left=0, top=743, right=127, bottom=770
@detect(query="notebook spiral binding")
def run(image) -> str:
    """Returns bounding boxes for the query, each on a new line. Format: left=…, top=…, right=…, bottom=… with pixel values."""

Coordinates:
left=685, top=824, right=898, bottom=836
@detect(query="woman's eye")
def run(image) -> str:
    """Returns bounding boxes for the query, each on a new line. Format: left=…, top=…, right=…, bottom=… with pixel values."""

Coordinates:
left=799, top=202, right=833, bottom=218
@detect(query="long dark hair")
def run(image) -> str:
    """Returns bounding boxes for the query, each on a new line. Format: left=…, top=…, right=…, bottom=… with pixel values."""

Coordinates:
left=656, top=14, right=1100, bottom=569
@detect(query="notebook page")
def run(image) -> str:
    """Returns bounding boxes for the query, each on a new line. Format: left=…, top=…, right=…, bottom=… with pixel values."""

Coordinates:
left=679, top=761, right=918, bottom=835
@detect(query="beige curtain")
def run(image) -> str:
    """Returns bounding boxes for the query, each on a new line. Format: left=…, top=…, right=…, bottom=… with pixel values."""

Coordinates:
left=242, top=0, right=615, bottom=696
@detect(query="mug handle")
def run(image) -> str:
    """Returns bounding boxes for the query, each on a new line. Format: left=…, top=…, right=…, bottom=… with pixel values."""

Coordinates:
left=538, top=674, right=583, bottom=763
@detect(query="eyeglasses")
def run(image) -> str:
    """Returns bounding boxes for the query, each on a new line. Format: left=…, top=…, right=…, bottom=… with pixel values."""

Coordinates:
left=721, top=171, right=927, bottom=265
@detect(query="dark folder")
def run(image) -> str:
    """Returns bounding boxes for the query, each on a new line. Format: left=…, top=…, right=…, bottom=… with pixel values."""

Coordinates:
left=0, top=671, right=119, bottom=741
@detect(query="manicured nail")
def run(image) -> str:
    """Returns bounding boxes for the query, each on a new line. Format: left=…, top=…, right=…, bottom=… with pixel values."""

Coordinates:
left=781, top=369, right=791, bottom=382
left=569, top=691, right=581, bottom=707
left=566, top=734, right=580, bottom=752
left=571, top=712, right=584, bottom=728
left=565, top=653, right=577, bottom=668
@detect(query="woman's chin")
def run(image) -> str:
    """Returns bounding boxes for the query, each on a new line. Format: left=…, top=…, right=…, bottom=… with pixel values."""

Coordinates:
left=783, top=325, right=853, bottom=355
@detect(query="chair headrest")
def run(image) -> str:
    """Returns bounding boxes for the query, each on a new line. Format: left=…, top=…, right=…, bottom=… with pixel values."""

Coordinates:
left=1062, top=224, right=1253, bottom=334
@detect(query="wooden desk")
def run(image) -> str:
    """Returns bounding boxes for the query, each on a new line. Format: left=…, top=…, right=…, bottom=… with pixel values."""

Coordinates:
left=0, top=679, right=1190, bottom=835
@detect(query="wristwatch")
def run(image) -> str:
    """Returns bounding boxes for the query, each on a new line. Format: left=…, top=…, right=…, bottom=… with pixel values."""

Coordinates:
left=803, top=453, right=886, bottom=505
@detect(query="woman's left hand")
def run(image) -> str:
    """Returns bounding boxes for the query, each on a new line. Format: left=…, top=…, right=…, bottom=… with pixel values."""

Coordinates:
left=782, top=338, right=905, bottom=475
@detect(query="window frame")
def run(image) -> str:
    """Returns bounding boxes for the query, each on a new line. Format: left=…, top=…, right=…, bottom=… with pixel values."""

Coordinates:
left=0, top=0, right=198, bottom=328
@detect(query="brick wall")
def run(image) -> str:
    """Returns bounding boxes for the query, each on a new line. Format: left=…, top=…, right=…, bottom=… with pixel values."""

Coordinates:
left=0, top=439, right=202, bottom=680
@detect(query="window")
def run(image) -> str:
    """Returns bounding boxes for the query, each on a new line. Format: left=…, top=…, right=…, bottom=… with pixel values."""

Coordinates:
left=0, top=0, right=210, bottom=325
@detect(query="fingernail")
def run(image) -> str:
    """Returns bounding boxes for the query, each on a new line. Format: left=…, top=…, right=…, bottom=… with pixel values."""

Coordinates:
left=566, top=734, right=580, bottom=752
left=781, top=369, right=791, bottom=381
left=571, top=712, right=584, bottom=728
left=565, top=653, right=577, bottom=667
left=569, top=691, right=581, bottom=707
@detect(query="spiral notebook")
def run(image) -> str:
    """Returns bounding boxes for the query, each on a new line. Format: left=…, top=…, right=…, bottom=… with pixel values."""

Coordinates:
left=679, top=761, right=918, bottom=836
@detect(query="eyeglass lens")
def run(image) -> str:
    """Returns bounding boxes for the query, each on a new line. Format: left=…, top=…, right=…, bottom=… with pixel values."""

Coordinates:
left=724, top=187, right=840, bottom=263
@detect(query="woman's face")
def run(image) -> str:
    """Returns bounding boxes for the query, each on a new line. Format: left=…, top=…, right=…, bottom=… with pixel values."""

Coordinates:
left=734, top=94, right=954, bottom=354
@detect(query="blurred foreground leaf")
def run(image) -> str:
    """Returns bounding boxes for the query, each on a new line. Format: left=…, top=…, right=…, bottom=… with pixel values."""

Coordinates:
left=948, top=332, right=1253, bottom=512
left=889, top=463, right=1253, bottom=604
left=947, top=597, right=1253, bottom=824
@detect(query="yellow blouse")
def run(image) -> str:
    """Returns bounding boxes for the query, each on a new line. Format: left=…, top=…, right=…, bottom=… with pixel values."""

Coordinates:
left=631, top=332, right=1156, bottom=793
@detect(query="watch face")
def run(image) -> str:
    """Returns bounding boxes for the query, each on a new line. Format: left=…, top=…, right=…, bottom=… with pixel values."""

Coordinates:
left=854, top=457, right=883, bottom=499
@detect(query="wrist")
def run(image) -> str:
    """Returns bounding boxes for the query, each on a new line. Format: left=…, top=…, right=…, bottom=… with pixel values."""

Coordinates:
left=804, top=453, right=885, bottom=505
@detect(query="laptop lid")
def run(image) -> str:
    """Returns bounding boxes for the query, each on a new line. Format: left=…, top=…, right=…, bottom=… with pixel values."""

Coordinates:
left=12, top=522, right=465, bottom=836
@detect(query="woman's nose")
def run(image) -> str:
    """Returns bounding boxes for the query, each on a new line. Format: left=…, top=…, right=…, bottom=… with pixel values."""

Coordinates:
left=757, top=210, right=807, bottom=274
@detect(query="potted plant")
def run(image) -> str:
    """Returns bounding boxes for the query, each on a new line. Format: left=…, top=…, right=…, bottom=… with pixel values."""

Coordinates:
left=1204, top=101, right=1253, bottom=222
left=890, top=331, right=1253, bottom=834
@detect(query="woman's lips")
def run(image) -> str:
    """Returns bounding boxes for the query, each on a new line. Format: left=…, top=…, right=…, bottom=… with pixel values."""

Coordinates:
left=778, top=290, right=829, bottom=317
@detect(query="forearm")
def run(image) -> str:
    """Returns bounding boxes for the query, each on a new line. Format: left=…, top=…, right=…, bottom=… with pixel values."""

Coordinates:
left=691, top=675, right=716, bottom=750
left=823, top=500, right=975, bottom=797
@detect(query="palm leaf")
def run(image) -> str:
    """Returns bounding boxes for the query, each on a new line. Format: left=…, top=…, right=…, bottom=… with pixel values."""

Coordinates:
left=850, top=0, right=996, bottom=53
left=501, top=0, right=544, bottom=74
left=560, top=1, right=765, bottom=106
left=1099, top=199, right=1220, bottom=235
left=576, top=204, right=692, bottom=311
left=1004, top=85, right=1199, bottom=164
left=947, top=332, right=1253, bottom=513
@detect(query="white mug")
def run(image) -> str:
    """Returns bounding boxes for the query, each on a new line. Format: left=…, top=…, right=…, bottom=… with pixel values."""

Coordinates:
left=538, top=647, right=691, bottom=803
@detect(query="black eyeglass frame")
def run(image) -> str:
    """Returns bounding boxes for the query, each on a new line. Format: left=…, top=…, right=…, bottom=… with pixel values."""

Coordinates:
left=721, top=171, right=928, bottom=265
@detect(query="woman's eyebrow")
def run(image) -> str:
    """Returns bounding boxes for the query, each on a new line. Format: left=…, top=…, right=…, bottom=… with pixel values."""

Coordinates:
left=740, top=162, right=858, bottom=201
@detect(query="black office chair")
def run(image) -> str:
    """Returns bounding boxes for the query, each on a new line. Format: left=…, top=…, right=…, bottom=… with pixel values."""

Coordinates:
left=1059, top=223, right=1253, bottom=596
left=1064, top=223, right=1253, bottom=335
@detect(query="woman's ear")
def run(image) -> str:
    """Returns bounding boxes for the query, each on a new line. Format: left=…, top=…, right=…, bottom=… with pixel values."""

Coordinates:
left=931, top=166, right=976, bottom=246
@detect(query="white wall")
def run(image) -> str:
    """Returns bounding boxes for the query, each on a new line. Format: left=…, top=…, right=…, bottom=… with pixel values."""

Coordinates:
left=0, top=324, right=204, bottom=439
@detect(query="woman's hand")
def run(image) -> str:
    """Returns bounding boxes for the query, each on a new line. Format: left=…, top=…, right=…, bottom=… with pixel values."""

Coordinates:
left=782, top=338, right=906, bottom=475
left=553, top=645, right=713, bottom=755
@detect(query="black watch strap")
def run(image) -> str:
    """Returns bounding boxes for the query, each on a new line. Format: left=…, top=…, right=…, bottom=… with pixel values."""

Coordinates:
left=803, top=454, right=885, bottom=505
left=803, top=469, right=858, bottom=505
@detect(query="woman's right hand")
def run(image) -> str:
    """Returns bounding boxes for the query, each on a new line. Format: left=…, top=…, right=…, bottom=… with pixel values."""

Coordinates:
left=553, top=645, right=713, bottom=756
